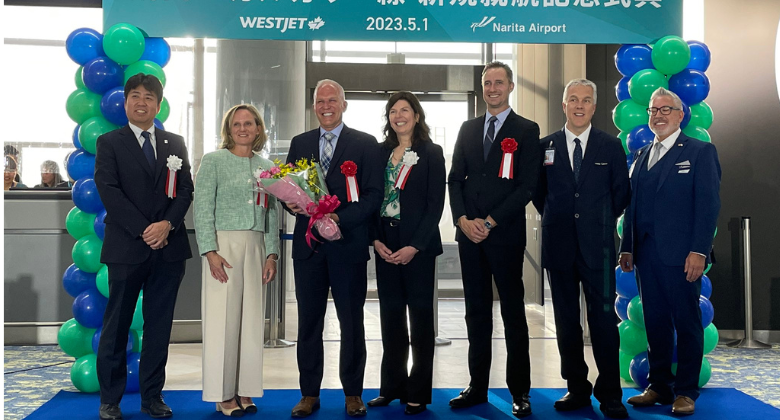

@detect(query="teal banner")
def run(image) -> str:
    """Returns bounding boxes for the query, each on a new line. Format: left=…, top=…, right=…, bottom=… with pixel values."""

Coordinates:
left=103, top=0, right=681, bottom=44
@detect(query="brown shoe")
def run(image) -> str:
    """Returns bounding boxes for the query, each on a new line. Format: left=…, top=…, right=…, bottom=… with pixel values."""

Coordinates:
left=345, top=396, right=367, bottom=417
left=627, top=389, right=674, bottom=407
left=291, top=397, right=320, bottom=418
left=672, top=396, right=695, bottom=415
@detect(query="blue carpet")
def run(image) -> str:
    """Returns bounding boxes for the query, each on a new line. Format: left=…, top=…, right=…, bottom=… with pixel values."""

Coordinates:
left=23, top=388, right=779, bottom=419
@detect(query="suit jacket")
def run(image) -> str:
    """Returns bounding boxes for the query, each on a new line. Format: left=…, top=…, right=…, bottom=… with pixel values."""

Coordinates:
left=95, top=125, right=194, bottom=265
left=286, top=125, right=384, bottom=263
left=448, top=110, right=541, bottom=247
left=370, top=140, right=446, bottom=257
left=533, top=127, right=631, bottom=271
left=619, top=133, right=721, bottom=266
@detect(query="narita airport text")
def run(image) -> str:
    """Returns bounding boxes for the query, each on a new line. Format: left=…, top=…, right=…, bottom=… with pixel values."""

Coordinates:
left=494, top=23, right=567, bottom=34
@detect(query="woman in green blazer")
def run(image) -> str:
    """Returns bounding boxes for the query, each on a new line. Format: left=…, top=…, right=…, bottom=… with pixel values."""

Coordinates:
left=194, top=104, right=280, bottom=417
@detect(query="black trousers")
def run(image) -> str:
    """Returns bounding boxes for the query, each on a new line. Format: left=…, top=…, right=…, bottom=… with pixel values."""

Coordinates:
left=635, top=234, right=703, bottom=400
left=293, top=249, right=367, bottom=397
left=546, top=246, right=622, bottom=402
left=97, top=251, right=185, bottom=404
left=457, top=239, right=530, bottom=397
left=375, top=218, right=436, bottom=404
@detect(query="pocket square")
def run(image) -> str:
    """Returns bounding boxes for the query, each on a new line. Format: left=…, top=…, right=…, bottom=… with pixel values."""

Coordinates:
left=675, top=160, right=691, bottom=166
left=678, top=169, right=690, bottom=174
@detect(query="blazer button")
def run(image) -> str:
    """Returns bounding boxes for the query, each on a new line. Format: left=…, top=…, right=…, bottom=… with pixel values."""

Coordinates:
left=248, top=200, right=252, bottom=204
left=575, top=213, right=580, bottom=219
left=248, top=179, right=252, bottom=183
left=575, top=193, right=580, bottom=198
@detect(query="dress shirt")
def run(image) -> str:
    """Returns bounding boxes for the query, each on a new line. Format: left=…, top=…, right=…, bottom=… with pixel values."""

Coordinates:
left=483, top=107, right=512, bottom=142
left=129, top=123, right=157, bottom=158
left=318, top=122, right=344, bottom=160
left=648, top=128, right=682, bottom=167
left=564, top=124, right=592, bottom=170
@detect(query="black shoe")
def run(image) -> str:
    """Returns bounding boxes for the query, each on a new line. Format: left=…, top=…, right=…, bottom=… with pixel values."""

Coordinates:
left=99, top=403, right=123, bottom=420
left=554, top=392, right=592, bottom=411
left=512, top=394, right=532, bottom=418
left=141, top=395, right=173, bottom=418
left=449, top=387, right=488, bottom=408
left=367, top=396, right=395, bottom=407
left=404, top=404, right=427, bottom=415
left=600, top=399, right=629, bottom=419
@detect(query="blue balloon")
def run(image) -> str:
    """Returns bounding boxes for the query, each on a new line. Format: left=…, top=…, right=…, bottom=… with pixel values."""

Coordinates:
left=72, top=178, right=105, bottom=214
left=82, top=57, right=124, bottom=95
left=681, top=102, right=691, bottom=129
left=626, top=152, right=635, bottom=169
left=73, top=125, right=82, bottom=149
left=669, top=69, right=711, bottom=106
left=686, top=41, right=711, bottom=72
left=140, top=38, right=172, bottom=67
left=615, top=44, right=654, bottom=78
left=615, top=296, right=630, bottom=321
left=94, top=210, right=107, bottom=241
left=62, top=264, right=97, bottom=298
left=126, top=352, right=141, bottom=393
left=154, top=118, right=165, bottom=131
left=66, top=28, right=104, bottom=65
left=616, top=76, right=631, bottom=102
left=616, top=266, right=640, bottom=299
left=701, top=274, right=712, bottom=299
left=92, top=327, right=133, bottom=355
left=67, top=149, right=96, bottom=181
left=100, top=87, right=128, bottom=126
left=629, top=352, right=650, bottom=389
left=700, top=296, right=714, bottom=328
left=72, top=288, right=108, bottom=329
left=627, top=125, right=654, bottom=154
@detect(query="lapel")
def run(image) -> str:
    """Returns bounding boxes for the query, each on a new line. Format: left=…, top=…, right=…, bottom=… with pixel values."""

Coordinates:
left=326, top=125, right=351, bottom=180
left=472, top=115, right=487, bottom=170
left=631, top=143, right=651, bottom=190
left=119, top=125, right=155, bottom=178
left=551, top=131, right=574, bottom=184
left=154, top=129, right=171, bottom=184
left=657, top=134, right=688, bottom=191
left=577, top=129, right=602, bottom=188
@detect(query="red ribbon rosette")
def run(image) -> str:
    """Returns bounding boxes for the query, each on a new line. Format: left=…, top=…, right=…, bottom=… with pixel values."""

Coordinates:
left=340, top=160, right=360, bottom=202
left=499, top=138, right=517, bottom=179
left=304, top=195, right=342, bottom=248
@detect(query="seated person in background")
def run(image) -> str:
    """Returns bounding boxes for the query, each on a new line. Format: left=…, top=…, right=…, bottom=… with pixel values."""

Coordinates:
left=4, top=155, right=27, bottom=190
left=35, top=160, right=66, bottom=188
left=4, top=145, right=22, bottom=184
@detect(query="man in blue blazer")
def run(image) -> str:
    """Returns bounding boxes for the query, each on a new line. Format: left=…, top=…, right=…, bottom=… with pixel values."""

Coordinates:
left=619, top=87, right=721, bottom=416
left=94, top=74, right=193, bottom=420
left=533, top=79, right=630, bottom=418
left=284, top=79, right=384, bottom=418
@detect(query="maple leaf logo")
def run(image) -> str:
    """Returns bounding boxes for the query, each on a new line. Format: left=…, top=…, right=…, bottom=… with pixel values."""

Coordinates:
left=308, top=17, right=325, bottom=30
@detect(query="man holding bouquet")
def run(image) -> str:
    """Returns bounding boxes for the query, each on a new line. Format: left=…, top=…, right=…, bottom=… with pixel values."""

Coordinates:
left=285, top=79, right=384, bottom=418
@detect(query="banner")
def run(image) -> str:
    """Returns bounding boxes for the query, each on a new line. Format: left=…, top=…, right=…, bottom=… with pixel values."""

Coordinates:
left=103, top=0, right=681, bottom=44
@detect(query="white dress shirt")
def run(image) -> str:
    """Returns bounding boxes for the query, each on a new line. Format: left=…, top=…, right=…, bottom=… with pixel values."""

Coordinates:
left=564, top=124, right=592, bottom=170
left=129, top=123, right=157, bottom=158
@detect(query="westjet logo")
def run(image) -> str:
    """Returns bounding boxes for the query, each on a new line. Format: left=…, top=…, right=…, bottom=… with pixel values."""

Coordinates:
left=471, top=16, right=496, bottom=32
left=239, top=16, right=324, bottom=33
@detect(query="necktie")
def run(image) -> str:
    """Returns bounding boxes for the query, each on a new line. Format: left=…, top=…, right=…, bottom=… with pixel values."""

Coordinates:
left=141, top=131, right=155, bottom=170
left=321, top=132, right=335, bottom=175
left=647, top=141, right=663, bottom=170
left=483, top=115, right=497, bottom=161
left=573, top=138, right=582, bottom=184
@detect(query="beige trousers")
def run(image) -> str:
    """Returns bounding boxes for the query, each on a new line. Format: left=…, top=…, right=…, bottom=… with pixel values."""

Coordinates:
left=201, top=230, right=266, bottom=402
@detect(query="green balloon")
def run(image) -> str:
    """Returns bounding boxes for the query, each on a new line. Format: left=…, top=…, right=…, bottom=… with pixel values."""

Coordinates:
left=79, top=116, right=119, bottom=155
left=699, top=357, right=712, bottom=387
left=75, top=67, right=85, bottom=89
left=714, top=227, right=718, bottom=238
left=704, top=323, right=719, bottom=354
left=71, top=353, right=100, bottom=393
left=689, top=102, right=713, bottom=130
left=651, top=35, right=691, bottom=75
left=131, top=329, right=143, bottom=353
left=66, top=207, right=96, bottom=240
left=683, top=125, right=711, bottom=143
left=619, top=350, right=634, bottom=382
left=627, top=295, right=645, bottom=328
left=72, top=234, right=104, bottom=273
left=157, top=97, right=170, bottom=122
left=618, top=132, right=629, bottom=154
left=629, top=69, right=669, bottom=106
left=704, top=263, right=712, bottom=275
left=66, top=88, right=102, bottom=125
left=131, top=294, right=144, bottom=330
left=618, top=319, right=648, bottom=356
left=613, top=100, right=648, bottom=133
left=617, top=214, right=624, bottom=239
left=124, top=60, right=166, bottom=87
left=96, top=265, right=110, bottom=298
left=103, top=23, right=145, bottom=65
left=58, top=318, right=95, bottom=358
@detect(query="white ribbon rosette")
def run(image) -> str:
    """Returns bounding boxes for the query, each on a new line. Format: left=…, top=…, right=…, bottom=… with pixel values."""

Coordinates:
left=165, top=155, right=183, bottom=198
left=253, top=167, right=269, bottom=208
left=394, top=150, right=419, bottom=190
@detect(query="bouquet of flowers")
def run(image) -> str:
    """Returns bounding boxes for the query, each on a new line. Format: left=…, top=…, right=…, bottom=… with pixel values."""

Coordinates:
left=255, top=158, right=342, bottom=247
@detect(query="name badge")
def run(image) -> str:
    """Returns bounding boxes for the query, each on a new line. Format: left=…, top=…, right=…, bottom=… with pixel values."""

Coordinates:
left=544, top=148, right=555, bottom=166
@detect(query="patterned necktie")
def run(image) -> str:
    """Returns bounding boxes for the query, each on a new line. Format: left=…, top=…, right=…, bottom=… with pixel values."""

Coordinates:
left=648, top=141, right=663, bottom=170
left=141, top=131, right=155, bottom=169
left=573, top=138, right=583, bottom=184
left=321, top=132, right=335, bottom=175
left=483, top=115, right=497, bottom=161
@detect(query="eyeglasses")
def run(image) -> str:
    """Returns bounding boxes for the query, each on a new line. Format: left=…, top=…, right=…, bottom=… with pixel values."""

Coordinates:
left=646, top=106, right=681, bottom=116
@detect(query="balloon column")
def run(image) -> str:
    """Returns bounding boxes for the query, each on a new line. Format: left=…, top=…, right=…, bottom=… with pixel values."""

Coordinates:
left=60, top=24, right=171, bottom=393
left=613, top=37, right=716, bottom=388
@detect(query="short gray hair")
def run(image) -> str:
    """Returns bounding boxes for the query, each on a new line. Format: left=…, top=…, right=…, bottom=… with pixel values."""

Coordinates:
left=313, top=79, right=346, bottom=103
left=562, top=78, right=598, bottom=104
left=649, top=87, right=683, bottom=109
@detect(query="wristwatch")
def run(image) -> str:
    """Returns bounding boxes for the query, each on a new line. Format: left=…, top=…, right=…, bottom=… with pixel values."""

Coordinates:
left=484, top=220, right=494, bottom=230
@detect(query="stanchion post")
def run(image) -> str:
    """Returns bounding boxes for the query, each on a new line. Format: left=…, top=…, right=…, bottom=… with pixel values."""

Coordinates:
left=730, top=217, right=770, bottom=349
left=434, top=257, right=451, bottom=346
left=265, top=227, right=294, bottom=348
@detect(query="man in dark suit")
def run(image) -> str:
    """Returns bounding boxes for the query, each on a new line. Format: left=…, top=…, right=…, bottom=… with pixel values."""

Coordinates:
left=94, top=74, right=193, bottom=420
left=284, top=79, right=383, bottom=418
left=447, top=61, right=540, bottom=418
left=532, top=79, right=630, bottom=418
left=620, top=87, right=721, bottom=416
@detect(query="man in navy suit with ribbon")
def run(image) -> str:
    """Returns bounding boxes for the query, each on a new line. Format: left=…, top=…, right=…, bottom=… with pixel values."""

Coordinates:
left=284, top=79, right=383, bottom=418
left=533, top=79, right=630, bottom=418
left=94, top=74, right=193, bottom=420
left=620, top=87, right=721, bottom=416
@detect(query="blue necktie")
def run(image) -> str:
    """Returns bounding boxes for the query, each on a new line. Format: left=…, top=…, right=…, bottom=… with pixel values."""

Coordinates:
left=141, top=131, right=156, bottom=170
left=321, top=132, right=335, bottom=175
left=573, top=138, right=582, bottom=184
left=483, top=116, right=497, bottom=161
